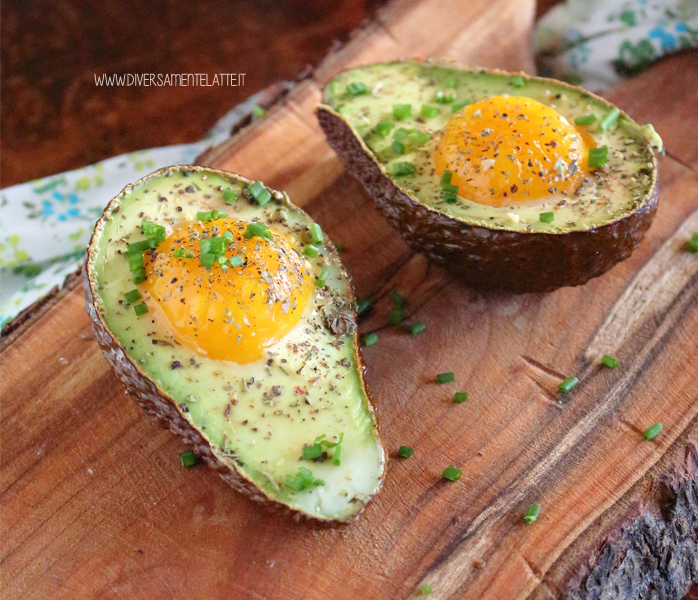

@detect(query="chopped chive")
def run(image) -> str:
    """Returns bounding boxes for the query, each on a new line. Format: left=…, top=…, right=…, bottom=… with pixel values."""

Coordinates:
left=133, top=302, right=149, bottom=316
left=132, top=269, right=146, bottom=285
left=523, top=503, right=541, bottom=524
left=440, top=170, right=453, bottom=186
left=304, top=244, right=320, bottom=258
left=408, top=321, right=426, bottom=335
left=443, top=191, right=458, bottom=204
left=442, top=183, right=459, bottom=195
left=198, top=238, right=212, bottom=254
left=362, top=332, right=378, bottom=347
left=216, top=256, right=227, bottom=266
left=408, top=129, right=431, bottom=145
left=442, top=466, right=462, bottom=481
left=317, top=268, right=329, bottom=287
left=209, top=237, right=225, bottom=254
left=375, top=120, right=393, bottom=137
left=390, top=289, right=406, bottom=306
left=285, top=467, right=324, bottom=491
left=302, top=444, right=324, bottom=461
left=248, top=180, right=272, bottom=207
left=393, top=127, right=409, bottom=143
left=601, top=355, right=619, bottom=368
left=421, top=104, right=440, bottom=118
left=398, top=446, right=414, bottom=458
left=173, top=248, right=194, bottom=258
left=599, top=107, right=621, bottom=132
left=346, top=81, right=369, bottom=97
left=512, top=76, right=525, bottom=89
left=196, top=211, right=212, bottom=222
left=392, top=140, right=405, bottom=155
left=243, top=222, right=273, bottom=241
left=222, top=188, right=237, bottom=202
left=180, top=449, right=198, bottom=467
left=454, top=392, right=468, bottom=404
left=200, top=253, right=215, bottom=267
left=388, top=307, right=404, bottom=326
left=451, top=99, right=472, bottom=113
left=142, top=221, right=166, bottom=243
left=643, top=422, right=663, bottom=441
left=210, top=209, right=227, bottom=220
left=230, top=255, right=244, bottom=267
left=588, top=146, right=609, bottom=168
left=331, top=444, right=342, bottom=466
left=309, top=223, right=324, bottom=246
left=420, top=584, right=432, bottom=596
left=437, top=372, right=455, bottom=384
left=223, top=230, right=234, bottom=243
left=126, top=251, right=144, bottom=271
left=392, top=104, right=412, bottom=120
left=335, top=243, right=345, bottom=253
left=687, top=233, right=698, bottom=253
left=559, top=376, right=579, bottom=394
left=435, top=90, right=455, bottom=104
left=357, top=298, right=372, bottom=316
left=251, top=105, right=265, bottom=117
left=124, top=289, right=142, bottom=303
left=574, top=114, right=596, bottom=127
left=540, top=212, right=555, bottom=223
left=391, top=162, right=416, bottom=177
left=127, top=239, right=153, bottom=253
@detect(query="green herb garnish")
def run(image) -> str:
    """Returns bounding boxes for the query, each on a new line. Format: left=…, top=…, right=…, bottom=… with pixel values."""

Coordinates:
left=408, top=322, right=426, bottom=335
left=180, top=450, right=198, bottom=467
left=388, top=307, right=404, bottom=326
left=420, top=104, right=440, bottom=119
left=454, top=392, right=467, bottom=404
left=248, top=180, right=272, bottom=207
left=392, top=140, right=405, bottom=155
left=302, top=433, right=344, bottom=464
left=173, top=248, right=194, bottom=258
left=398, top=446, right=414, bottom=458
left=357, top=298, right=372, bottom=316
left=598, top=107, right=621, bottom=132
left=133, top=302, right=149, bottom=316
left=243, top=222, right=273, bottom=241
left=251, top=105, right=265, bottom=117
left=362, top=332, right=378, bottom=347
left=435, top=90, right=455, bottom=104
left=391, top=162, right=416, bottom=177
left=317, top=268, right=329, bottom=288
left=304, top=244, right=320, bottom=258
left=392, top=104, right=412, bottom=120
left=601, top=355, right=619, bottom=368
left=124, top=289, right=142, bottom=304
left=540, top=212, right=555, bottom=223
left=643, top=422, right=663, bottom=441
left=437, top=372, right=455, bottom=384
left=440, top=170, right=453, bottom=186
left=687, top=233, right=698, bottom=253
left=127, top=239, right=154, bottom=253
left=346, top=82, right=369, bottom=97
left=588, top=145, right=609, bottom=169
left=451, top=98, right=472, bottom=113
left=420, top=584, right=432, bottom=596
left=230, top=255, right=244, bottom=267
left=375, top=120, right=393, bottom=137
left=222, top=188, right=238, bottom=203
left=574, top=114, right=596, bottom=127
left=559, top=376, right=579, bottom=394
left=523, top=503, right=541, bottom=524
left=512, top=76, right=525, bottom=89
left=200, top=253, right=215, bottom=267
left=309, top=223, right=324, bottom=246
left=390, top=289, right=406, bottom=306
left=442, top=466, right=462, bottom=481
left=285, top=466, right=325, bottom=491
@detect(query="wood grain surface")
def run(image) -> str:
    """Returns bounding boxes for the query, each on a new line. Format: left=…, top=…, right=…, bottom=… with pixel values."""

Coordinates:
left=2, top=1, right=697, bottom=599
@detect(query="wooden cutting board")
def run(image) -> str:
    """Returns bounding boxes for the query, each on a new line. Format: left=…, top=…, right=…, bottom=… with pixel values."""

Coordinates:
left=2, top=1, right=697, bottom=598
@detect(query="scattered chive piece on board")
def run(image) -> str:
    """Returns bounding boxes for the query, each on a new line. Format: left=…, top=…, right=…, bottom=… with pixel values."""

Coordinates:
left=524, top=503, right=541, bottom=524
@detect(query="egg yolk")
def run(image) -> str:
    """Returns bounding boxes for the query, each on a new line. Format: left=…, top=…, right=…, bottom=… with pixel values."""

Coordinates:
left=143, top=218, right=311, bottom=364
left=434, top=95, right=594, bottom=206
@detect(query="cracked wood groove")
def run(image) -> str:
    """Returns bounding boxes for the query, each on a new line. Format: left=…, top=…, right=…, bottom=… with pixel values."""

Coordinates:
left=1, top=1, right=697, bottom=598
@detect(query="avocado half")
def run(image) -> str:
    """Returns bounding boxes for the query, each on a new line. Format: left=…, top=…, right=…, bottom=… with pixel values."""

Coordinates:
left=84, top=165, right=385, bottom=522
left=317, top=61, right=661, bottom=293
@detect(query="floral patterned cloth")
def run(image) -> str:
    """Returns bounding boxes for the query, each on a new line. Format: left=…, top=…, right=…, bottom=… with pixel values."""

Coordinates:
left=2, top=0, right=698, bottom=328
left=535, top=0, right=698, bottom=91
left=0, top=93, right=263, bottom=327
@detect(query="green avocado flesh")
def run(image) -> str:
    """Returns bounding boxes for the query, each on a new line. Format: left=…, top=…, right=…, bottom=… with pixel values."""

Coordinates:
left=321, top=61, right=660, bottom=233
left=87, top=166, right=384, bottom=521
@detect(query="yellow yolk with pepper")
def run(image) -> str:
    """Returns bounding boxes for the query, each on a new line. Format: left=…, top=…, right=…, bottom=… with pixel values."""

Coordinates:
left=143, top=219, right=311, bottom=364
left=434, top=95, right=594, bottom=206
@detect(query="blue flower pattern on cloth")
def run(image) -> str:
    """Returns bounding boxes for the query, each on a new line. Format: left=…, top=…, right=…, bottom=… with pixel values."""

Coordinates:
left=0, top=92, right=264, bottom=327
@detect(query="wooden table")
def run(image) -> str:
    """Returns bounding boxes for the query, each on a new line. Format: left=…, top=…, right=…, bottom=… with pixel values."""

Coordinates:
left=2, top=1, right=697, bottom=598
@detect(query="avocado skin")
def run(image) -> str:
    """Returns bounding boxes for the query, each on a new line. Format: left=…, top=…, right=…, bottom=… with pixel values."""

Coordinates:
left=317, top=107, right=658, bottom=294
left=83, top=165, right=384, bottom=523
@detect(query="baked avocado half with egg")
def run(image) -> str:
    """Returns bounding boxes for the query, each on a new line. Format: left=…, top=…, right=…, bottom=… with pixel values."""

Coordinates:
left=83, top=165, right=385, bottom=522
left=317, top=61, right=662, bottom=293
